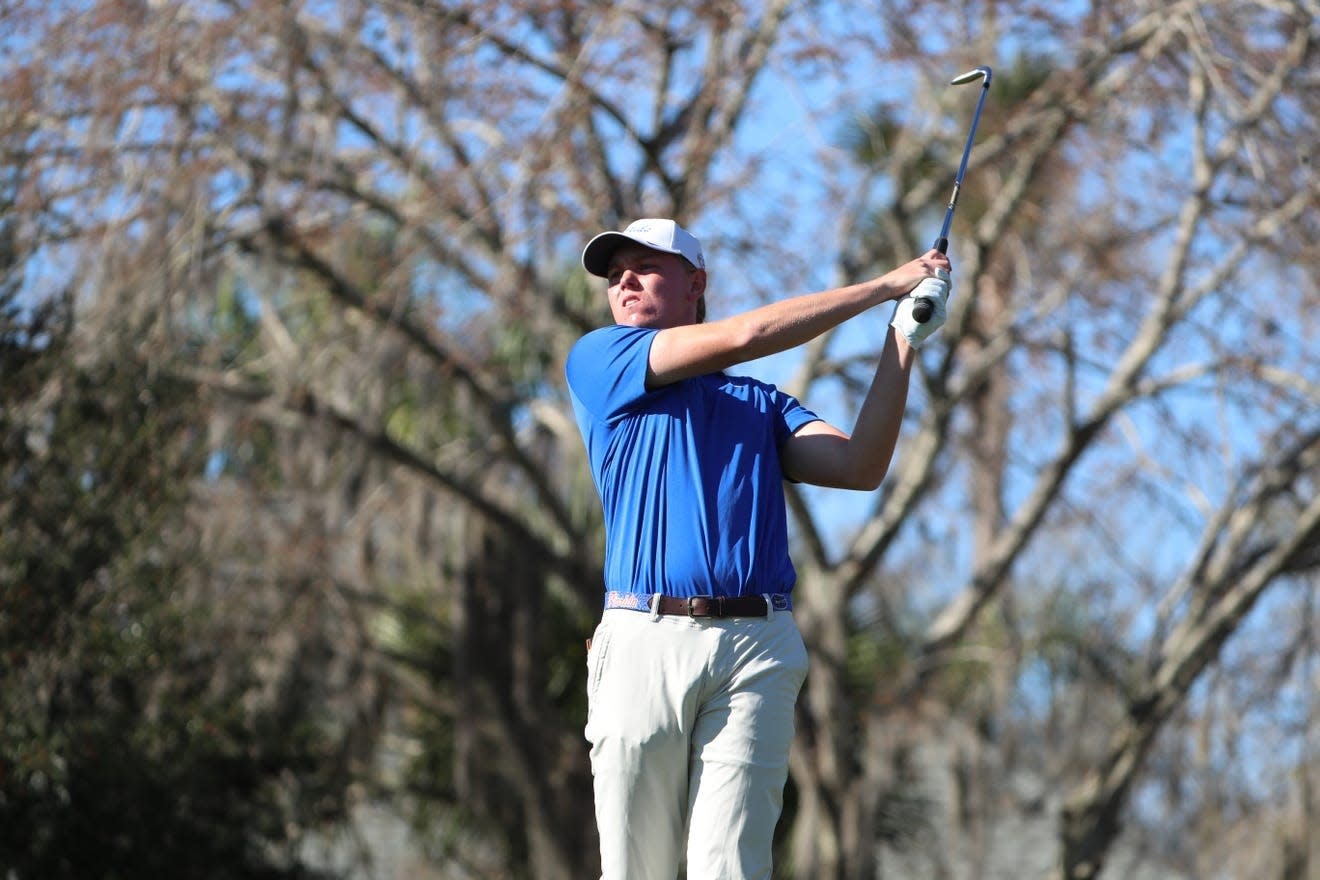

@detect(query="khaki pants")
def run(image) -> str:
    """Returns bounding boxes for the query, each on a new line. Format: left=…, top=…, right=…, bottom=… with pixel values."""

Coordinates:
left=585, top=607, right=809, bottom=880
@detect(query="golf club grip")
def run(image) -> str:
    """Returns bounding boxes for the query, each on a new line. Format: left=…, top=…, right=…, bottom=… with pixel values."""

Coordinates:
left=911, top=238, right=949, bottom=324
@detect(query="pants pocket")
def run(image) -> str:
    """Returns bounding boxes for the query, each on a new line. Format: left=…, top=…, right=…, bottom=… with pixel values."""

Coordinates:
left=585, top=621, right=614, bottom=713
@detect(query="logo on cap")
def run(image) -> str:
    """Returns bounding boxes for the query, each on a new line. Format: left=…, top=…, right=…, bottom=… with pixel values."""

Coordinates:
left=581, top=218, right=706, bottom=276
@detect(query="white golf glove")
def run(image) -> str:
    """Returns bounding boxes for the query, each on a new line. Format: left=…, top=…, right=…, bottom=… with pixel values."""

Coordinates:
left=890, top=268, right=952, bottom=348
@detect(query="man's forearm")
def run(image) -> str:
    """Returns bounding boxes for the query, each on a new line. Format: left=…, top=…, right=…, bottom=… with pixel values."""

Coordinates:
left=780, top=325, right=915, bottom=490
left=842, top=326, right=915, bottom=489
left=647, top=249, right=946, bottom=388
left=648, top=278, right=901, bottom=386
left=727, top=278, right=900, bottom=362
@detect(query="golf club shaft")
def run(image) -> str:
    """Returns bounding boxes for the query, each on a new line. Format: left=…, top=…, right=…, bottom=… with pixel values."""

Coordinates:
left=913, top=67, right=992, bottom=323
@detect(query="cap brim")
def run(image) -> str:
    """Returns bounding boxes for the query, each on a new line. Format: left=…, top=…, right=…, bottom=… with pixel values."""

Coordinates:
left=581, top=231, right=635, bottom=278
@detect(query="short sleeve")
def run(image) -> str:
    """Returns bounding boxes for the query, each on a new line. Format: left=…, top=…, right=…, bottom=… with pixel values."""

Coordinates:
left=773, top=386, right=820, bottom=445
left=565, top=325, right=659, bottom=423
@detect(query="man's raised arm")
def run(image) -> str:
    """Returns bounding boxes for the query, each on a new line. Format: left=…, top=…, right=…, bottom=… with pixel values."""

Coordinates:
left=646, top=251, right=946, bottom=387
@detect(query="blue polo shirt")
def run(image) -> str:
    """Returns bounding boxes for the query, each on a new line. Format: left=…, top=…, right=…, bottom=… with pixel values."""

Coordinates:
left=566, top=324, right=820, bottom=599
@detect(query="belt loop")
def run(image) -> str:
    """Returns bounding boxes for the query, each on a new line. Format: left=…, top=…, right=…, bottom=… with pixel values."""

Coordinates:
left=649, top=592, right=662, bottom=621
left=762, top=593, right=774, bottom=621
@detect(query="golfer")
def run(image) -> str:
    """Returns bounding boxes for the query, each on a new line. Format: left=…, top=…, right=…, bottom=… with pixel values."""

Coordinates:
left=566, top=218, right=951, bottom=879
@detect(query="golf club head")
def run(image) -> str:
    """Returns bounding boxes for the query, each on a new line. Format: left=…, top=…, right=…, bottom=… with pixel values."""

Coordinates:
left=950, top=66, right=992, bottom=87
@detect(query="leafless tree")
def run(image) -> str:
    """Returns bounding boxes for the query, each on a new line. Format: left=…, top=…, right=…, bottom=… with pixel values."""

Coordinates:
left=4, top=0, right=1317, bottom=877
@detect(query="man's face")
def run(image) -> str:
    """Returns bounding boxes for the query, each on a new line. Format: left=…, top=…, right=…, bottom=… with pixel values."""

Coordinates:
left=605, top=243, right=706, bottom=329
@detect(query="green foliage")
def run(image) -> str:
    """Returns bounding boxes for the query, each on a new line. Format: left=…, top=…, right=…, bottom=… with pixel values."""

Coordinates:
left=381, top=563, right=595, bottom=877
left=837, top=50, right=1058, bottom=273
left=846, top=619, right=913, bottom=698
left=0, top=566, right=304, bottom=880
left=0, top=292, right=343, bottom=879
left=837, top=104, right=912, bottom=170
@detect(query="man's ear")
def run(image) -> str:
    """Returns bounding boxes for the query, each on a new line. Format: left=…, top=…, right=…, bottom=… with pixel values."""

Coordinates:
left=690, top=269, right=708, bottom=323
left=689, top=268, right=707, bottom=298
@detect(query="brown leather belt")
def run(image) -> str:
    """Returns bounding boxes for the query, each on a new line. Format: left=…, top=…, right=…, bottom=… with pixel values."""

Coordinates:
left=652, top=596, right=770, bottom=617
left=654, top=595, right=770, bottom=618
left=602, top=591, right=792, bottom=617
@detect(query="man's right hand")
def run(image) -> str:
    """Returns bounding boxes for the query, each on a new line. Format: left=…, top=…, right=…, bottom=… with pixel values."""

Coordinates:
left=880, top=249, right=952, bottom=297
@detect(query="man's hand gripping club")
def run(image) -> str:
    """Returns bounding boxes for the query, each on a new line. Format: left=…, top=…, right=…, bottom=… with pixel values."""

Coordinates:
left=891, top=266, right=952, bottom=348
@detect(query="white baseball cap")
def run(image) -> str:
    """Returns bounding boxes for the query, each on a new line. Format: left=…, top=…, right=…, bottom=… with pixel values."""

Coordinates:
left=581, top=218, right=706, bottom=277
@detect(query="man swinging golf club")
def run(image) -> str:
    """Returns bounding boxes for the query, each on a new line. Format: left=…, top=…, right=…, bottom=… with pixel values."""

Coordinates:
left=565, top=216, right=952, bottom=879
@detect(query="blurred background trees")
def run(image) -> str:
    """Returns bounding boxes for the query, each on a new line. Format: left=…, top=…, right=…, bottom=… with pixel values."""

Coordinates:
left=1, top=1, right=1317, bottom=878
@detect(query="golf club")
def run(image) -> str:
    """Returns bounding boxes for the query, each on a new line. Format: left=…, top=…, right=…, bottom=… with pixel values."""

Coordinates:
left=913, top=65, right=992, bottom=323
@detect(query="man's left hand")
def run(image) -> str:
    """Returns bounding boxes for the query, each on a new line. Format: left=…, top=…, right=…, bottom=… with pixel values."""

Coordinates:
left=890, top=268, right=952, bottom=348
